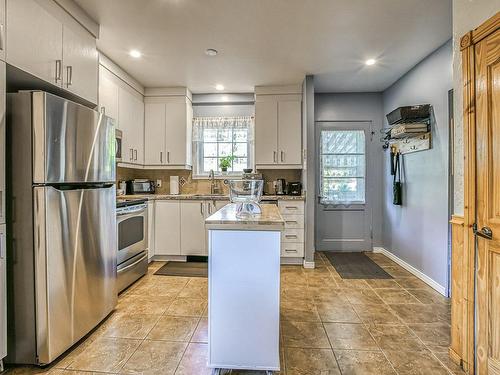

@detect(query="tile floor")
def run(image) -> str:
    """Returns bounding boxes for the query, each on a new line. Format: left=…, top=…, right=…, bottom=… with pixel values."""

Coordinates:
left=5, top=252, right=465, bottom=375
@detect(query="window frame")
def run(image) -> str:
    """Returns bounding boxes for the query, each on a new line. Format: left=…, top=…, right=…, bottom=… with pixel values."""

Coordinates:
left=317, top=125, right=369, bottom=207
left=192, top=117, right=254, bottom=179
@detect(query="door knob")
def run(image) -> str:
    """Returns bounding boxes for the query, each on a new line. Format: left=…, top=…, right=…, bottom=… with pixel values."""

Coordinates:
left=473, top=223, right=493, bottom=240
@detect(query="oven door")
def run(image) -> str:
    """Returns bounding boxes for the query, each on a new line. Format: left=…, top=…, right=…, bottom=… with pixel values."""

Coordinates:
left=117, top=205, right=148, bottom=265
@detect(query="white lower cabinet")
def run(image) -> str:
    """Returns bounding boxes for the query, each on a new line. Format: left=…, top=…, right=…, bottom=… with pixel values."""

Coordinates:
left=180, top=201, right=208, bottom=256
left=0, top=224, right=6, bottom=366
left=154, top=201, right=181, bottom=255
left=278, top=201, right=305, bottom=258
left=147, top=201, right=155, bottom=259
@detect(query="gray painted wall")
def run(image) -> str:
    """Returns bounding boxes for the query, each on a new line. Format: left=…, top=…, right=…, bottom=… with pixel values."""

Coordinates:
left=452, top=0, right=500, bottom=215
left=314, top=93, right=384, bottom=247
left=382, top=40, right=452, bottom=292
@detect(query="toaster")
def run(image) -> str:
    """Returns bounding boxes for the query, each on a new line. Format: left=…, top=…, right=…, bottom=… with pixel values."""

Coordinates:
left=288, top=182, right=302, bottom=196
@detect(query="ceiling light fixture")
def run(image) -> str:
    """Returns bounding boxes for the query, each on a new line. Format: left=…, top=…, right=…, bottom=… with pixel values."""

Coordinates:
left=215, top=84, right=224, bottom=91
left=365, top=58, right=376, bottom=66
left=129, top=49, right=142, bottom=58
left=205, top=48, right=218, bottom=56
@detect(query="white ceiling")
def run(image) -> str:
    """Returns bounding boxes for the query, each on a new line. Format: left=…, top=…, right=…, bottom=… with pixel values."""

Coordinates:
left=75, top=0, right=452, bottom=93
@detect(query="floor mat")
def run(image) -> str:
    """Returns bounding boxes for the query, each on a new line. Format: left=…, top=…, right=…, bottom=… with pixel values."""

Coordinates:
left=154, top=261, right=207, bottom=277
left=324, top=252, right=393, bottom=279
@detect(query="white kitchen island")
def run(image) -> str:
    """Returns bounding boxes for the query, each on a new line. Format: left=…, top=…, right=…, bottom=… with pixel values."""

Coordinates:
left=205, top=203, right=284, bottom=375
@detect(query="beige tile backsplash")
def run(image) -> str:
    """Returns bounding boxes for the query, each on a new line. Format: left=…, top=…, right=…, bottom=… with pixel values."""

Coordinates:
left=117, top=167, right=302, bottom=195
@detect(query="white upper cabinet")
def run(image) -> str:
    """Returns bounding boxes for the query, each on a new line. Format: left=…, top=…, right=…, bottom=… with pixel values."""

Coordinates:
left=0, top=0, right=5, bottom=62
left=119, top=85, right=144, bottom=165
left=62, top=23, right=98, bottom=103
left=144, top=102, right=166, bottom=165
left=255, top=100, right=278, bottom=165
left=277, top=99, right=302, bottom=165
left=6, top=0, right=98, bottom=104
left=254, top=90, right=302, bottom=169
left=6, top=0, right=63, bottom=86
left=144, top=94, right=192, bottom=169
left=98, top=66, right=119, bottom=123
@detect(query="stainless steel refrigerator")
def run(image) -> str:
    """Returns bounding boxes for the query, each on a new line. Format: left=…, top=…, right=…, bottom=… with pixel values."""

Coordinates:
left=6, top=91, right=117, bottom=365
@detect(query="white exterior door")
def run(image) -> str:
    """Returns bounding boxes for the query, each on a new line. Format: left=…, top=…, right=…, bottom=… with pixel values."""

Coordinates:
left=154, top=201, right=181, bottom=255
left=180, top=201, right=207, bottom=255
left=62, top=24, right=98, bottom=103
left=278, top=100, right=302, bottom=165
left=255, top=100, right=278, bottom=165
left=6, top=0, right=63, bottom=85
left=144, top=102, right=166, bottom=165
left=315, top=122, right=373, bottom=251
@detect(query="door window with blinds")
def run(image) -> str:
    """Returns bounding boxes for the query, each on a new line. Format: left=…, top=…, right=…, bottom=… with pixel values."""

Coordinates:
left=319, top=130, right=366, bottom=204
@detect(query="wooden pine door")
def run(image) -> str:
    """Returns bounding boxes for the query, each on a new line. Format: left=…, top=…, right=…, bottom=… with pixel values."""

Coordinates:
left=475, top=27, right=500, bottom=375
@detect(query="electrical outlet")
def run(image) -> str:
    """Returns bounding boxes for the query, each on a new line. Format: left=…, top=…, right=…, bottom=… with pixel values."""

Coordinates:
left=156, top=179, right=162, bottom=188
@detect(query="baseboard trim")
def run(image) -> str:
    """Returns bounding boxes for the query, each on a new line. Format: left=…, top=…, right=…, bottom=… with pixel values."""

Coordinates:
left=372, top=247, right=446, bottom=296
left=303, top=260, right=315, bottom=269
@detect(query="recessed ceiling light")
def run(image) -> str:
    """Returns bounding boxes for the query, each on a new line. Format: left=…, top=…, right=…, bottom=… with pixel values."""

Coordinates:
left=215, top=84, right=224, bottom=91
left=205, top=48, right=218, bottom=56
left=129, top=49, right=142, bottom=58
left=365, top=58, right=376, bottom=66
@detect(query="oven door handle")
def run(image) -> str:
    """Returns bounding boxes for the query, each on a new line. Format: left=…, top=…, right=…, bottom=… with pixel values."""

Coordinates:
left=117, top=253, right=148, bottom=274
left=117, top=206, right=147, bottom=217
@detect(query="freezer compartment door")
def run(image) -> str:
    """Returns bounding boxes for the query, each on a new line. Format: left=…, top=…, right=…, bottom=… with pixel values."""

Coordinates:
left=34, top=92, right=116, bottom=184
left=34, top=185, right=117, bottom=364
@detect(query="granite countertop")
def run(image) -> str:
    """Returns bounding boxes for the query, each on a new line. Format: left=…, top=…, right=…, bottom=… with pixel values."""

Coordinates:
left=116, top=193, right=305, bottom=201
left=205, top=203, right=285, bottom=230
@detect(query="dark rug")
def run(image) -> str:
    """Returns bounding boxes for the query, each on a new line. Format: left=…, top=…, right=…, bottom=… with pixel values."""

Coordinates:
left=154, top=262, right=207, bottom=278
left=324, top=252, right=393, bottom=279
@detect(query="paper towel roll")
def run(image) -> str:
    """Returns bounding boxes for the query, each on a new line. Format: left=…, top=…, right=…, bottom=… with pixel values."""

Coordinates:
left=170, top=176, right=179, bottom=195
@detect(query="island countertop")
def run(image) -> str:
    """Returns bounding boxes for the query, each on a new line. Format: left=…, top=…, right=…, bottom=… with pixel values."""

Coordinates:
left=205, top=203, right=285, bottom=231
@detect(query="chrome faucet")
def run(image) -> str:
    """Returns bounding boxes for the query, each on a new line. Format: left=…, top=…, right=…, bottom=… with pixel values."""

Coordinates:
left=209, top=169, right=221, bottom=195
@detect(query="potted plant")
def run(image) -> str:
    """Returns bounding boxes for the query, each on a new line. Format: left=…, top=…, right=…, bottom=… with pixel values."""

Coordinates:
left=219, top=155, right=235, bottom=173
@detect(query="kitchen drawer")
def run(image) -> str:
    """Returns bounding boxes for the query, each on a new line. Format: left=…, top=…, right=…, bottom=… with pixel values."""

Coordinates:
left=282, top=228, right=304, bottom=243
left=281, top=242, right=304, bottom=257
left=282, top=214, right=304, bottom=229
left=278, top=201, right=304, bottom=215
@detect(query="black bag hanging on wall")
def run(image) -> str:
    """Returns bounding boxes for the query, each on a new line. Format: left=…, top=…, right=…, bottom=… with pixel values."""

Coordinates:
left=393, top=153, right=402, bottom=205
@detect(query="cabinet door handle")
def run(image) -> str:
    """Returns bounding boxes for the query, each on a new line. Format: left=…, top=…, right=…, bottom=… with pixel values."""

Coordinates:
left=167, top=151, right=170, bottom=163
left=284, top=249, right=297, bottom=253
left=66, top=66, right=73, bottom=87
left=130, top=148, right=133, bottom=161
left=0, top=24, right=5, bottom=51
left=281, top=151, right=284, bottom=162
left=200, top=202, right=204, bottom=216
left=285, top=206, right=298, bottom=210
left=273, top=151, right=277, bottom=163
left=100, top=106, right=106, bottom=114
left=160, top=151, right=163, bottom=163
left=285, top=220, right=298, bottom=225
left=55, top=60, right=62, bottom=83
left=0, top=233, right=4, bottom=259
left=285, top=234, right=298, bottom=239
left=134, top=149, right=138, bottom=161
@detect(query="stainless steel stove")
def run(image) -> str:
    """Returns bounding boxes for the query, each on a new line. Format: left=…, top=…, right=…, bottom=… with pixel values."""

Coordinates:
left=116, top=198, right=148, bottom=292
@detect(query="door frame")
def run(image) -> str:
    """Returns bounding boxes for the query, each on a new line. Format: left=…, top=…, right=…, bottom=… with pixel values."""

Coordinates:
left=314, top=120, right=373, bottom=252
left=453, top=11, right=500, bottom=375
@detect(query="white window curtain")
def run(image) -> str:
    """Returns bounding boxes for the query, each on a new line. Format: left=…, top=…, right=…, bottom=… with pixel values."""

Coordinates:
left=192, top=116, right=254, bottom=176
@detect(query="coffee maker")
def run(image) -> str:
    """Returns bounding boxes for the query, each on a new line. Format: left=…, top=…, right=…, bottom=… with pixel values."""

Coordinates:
left=274, top=178, right=286, bottom=195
